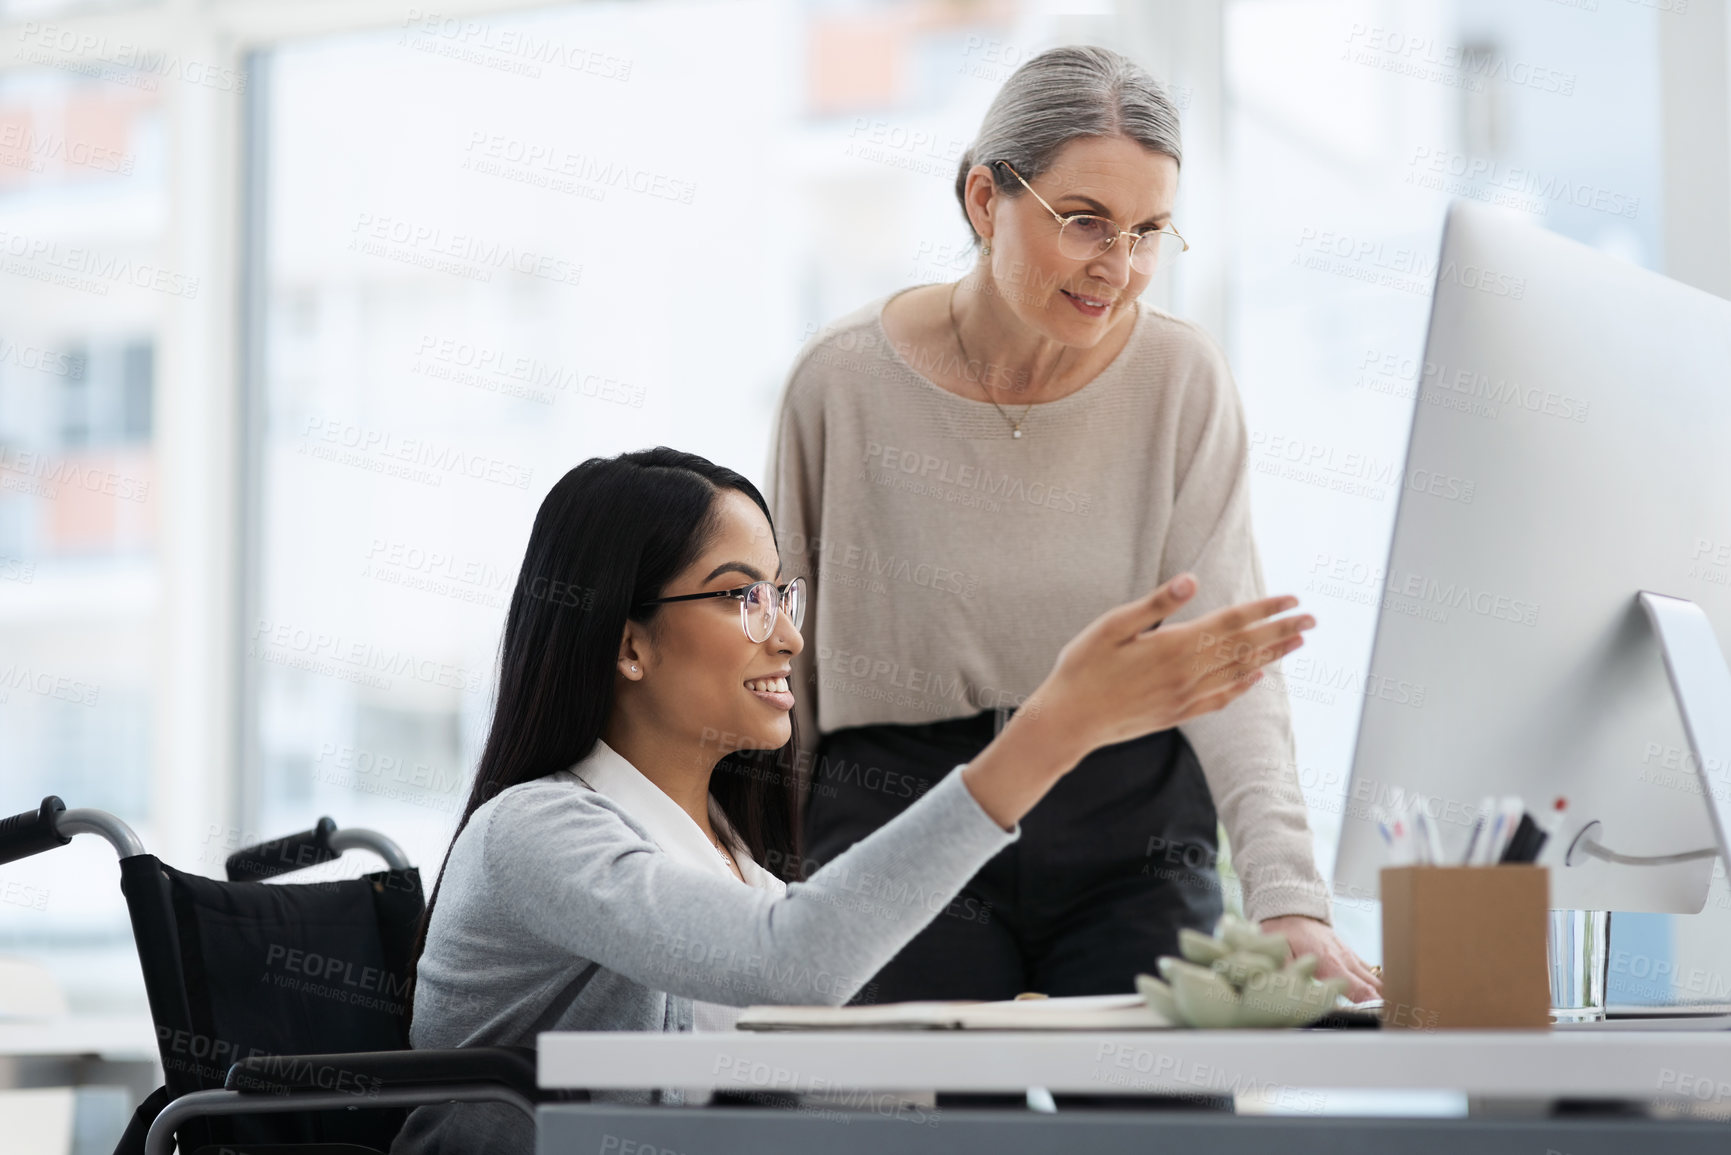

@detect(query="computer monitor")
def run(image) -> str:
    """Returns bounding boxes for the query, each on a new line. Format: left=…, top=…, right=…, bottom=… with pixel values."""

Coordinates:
left=1332, top=199, right=1731, bottom=913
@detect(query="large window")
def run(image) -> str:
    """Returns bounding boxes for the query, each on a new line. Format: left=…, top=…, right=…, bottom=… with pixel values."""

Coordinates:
left=0, top=65, right=167, bottom=1008
left=244, top=0, right=1718, bottom=999
left=243, top=0, right=1114, bottom=877
left=0, top=0, right=1716, bottom=1032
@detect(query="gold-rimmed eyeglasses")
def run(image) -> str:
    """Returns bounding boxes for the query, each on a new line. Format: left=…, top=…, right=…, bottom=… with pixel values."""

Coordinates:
left=638, top=577, right=806, bottom=644
left=995, top=159, right=1188, bottom=275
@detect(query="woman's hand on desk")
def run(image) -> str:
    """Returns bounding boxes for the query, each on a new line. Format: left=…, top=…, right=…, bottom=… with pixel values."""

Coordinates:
left=1262, top=915, right=1383, bottom=1003
left=960, top=574, right=1314, bottom=829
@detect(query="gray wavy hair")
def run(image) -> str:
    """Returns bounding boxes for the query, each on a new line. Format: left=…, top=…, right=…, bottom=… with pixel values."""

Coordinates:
left=954, top=45, right=1182, bottom=238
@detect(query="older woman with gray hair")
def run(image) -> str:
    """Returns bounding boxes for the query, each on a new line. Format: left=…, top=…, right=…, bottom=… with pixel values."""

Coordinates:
left=766, top=45, right=1379, bottom=1004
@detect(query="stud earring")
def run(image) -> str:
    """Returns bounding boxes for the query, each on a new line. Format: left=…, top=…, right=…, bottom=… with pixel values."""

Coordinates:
left=630, top=664, right=639, bottom=673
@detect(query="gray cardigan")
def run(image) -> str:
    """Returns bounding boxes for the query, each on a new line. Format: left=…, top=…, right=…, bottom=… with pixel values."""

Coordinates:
left=390, top=755, right=1018, bottom=1154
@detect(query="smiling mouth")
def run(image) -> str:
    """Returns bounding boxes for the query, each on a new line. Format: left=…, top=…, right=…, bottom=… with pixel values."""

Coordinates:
left=744, top=676, right=795, bottom=713
left=1061, top=289, right=1114, bottom=309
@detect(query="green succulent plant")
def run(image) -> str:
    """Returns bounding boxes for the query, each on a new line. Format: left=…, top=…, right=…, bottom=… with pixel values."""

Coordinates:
left=1135, top=913, right=1348, bottom=1029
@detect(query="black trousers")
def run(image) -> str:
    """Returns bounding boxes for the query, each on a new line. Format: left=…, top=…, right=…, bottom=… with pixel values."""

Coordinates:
left=803, top=708, right=1224, bottom=1003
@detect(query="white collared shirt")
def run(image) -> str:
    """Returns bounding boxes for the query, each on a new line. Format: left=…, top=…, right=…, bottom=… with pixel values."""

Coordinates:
left=561, top=737, right=787, bottom=1031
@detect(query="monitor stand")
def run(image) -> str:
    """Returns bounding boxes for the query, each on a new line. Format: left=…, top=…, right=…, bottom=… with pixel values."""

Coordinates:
left=1549, top=593, right=1731, bottom=1023
left=1546, top=594, right=1731, bottom=1023
left=1636, top=591, right=1731, bottom=864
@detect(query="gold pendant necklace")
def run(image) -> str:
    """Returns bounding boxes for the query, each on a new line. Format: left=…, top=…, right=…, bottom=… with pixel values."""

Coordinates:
left=949, top=281, right=1034, bottom=439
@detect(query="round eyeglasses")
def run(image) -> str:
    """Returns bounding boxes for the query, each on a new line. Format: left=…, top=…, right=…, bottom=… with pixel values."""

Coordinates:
left=996, top=160, right=1188, bottom=275
left=637, top=576, right=806, bottom=643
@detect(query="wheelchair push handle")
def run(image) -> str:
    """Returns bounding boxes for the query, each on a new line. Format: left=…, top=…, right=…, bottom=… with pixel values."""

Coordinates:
left=225, top=817, right=409, bottom=881
left=226, top=816, right=340, bottom=881
left=0, top=796, right=71, bottom=866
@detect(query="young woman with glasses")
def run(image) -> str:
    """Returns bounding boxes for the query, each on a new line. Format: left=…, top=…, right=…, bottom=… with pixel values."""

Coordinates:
left=766, top=45, right=1382, bottom=1010
left=395, top=446, right=1308, bottom=1153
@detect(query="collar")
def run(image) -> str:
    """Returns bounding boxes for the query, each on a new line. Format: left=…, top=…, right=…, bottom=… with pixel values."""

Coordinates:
left=563, top=738, right=782, bottom=892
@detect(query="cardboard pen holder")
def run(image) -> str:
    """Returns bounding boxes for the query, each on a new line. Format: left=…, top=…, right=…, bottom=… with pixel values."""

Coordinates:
left=1379, top=865, right=1551, bottom=1030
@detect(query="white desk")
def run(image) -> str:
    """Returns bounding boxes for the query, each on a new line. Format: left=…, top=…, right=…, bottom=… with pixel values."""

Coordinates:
left=534, top=1027, right=1731, bottom=1155
left=539, top=1027, right=1731, bottom=1099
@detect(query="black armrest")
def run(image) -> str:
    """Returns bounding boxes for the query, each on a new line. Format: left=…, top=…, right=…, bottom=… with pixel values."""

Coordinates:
left=225, top=1045, right=541, bottom=1100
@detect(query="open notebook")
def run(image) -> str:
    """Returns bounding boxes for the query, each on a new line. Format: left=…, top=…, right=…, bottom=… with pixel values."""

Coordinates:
left=736, top=993, right=1174, bottom=1031
left=735, top=993, right=1385, bottom=1031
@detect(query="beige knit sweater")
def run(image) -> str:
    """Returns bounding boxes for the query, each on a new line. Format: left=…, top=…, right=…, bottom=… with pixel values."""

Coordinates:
left=763, top=291, right=1331, bottom=924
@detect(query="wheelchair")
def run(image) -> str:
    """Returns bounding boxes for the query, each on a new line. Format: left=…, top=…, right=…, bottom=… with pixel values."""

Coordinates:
left=0, top=795, right=568, bottom=1155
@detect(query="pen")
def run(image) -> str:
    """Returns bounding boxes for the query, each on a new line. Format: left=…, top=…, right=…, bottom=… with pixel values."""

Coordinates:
left=1377, top=810, right=1405, bottom=862
left=1461, top=796, right=1493, bottom=865
left=1417, top=802, right=1444, bottom=866
left=1491, top=796, right=1524, bottom=863
left=1477, top=803, right=1508, bottom=866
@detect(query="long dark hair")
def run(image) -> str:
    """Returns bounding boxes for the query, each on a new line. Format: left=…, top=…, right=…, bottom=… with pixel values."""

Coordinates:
left=405, top=447, right=803, bottom=1024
